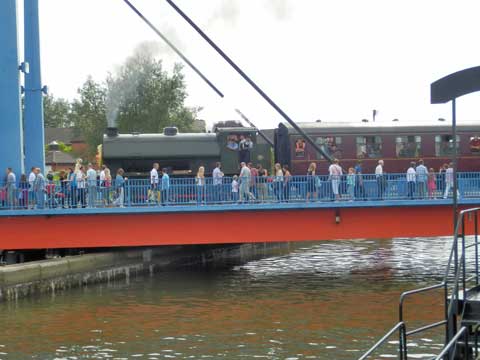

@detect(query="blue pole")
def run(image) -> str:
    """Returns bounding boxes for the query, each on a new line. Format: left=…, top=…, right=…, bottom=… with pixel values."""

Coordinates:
left=0, top=0, right=24, bottom=179
left=24, top=0, right=45, bottom=173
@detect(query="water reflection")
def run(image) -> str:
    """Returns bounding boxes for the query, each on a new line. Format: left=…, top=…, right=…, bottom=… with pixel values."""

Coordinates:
left=0, top=237, right=455, bottom=359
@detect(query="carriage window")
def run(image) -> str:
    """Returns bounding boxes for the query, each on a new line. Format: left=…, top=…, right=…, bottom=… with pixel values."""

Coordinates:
left=315, top=136, right=342, bottom=159
left=435, top=135, right=460, bottom=156
left=470, top=136, right=480, bottom=154
left=294, top=138, right=306, bottom=158
left=356, top=136, right=382, bottom=158
left=396, top=136, right=421, bottom=157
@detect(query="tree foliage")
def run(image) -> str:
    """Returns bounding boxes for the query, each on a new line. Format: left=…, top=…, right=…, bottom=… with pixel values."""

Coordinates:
left=43, top=94, right=72, bottom=128
left=43, top=45, right=200, bottom=157
left=71, top=77, right=107, bottom=156
left=108, top=48, right=199, bottom=134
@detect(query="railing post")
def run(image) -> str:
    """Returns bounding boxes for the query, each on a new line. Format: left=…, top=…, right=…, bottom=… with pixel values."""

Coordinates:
left=400, top=322, right=408, bottom=360
left=475, top=211, right=479, bottom=285
left=462, top=216, right=467, bottom=295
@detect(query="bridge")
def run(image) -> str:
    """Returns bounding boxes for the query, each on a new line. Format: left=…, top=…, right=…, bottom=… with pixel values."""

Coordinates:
left=1, top=172, right=480, bottom=250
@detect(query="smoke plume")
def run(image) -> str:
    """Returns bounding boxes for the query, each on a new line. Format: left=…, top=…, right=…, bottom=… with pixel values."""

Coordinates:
left=106, top=41, right=162, bottom=128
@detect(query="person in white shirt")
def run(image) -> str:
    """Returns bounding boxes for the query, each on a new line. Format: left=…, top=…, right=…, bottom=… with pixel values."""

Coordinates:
left=212, top=162, right=224, bottom=203
left=28, top=166, right=36, bottom=209
left=443, top=162, right=460, bottom=199
left=415, top=159, right=428, bottom=199
left=76, top=165, right=87, bottom=208
left=406, top=162, right=416, bottom=199
left=231, top=175, right=239, bottom=202
left=375, top=160, right=385, bottom=199
left=99, top=165, right=106, bottom=186
left=328, top=159, right=343, bottom=201
left=5, top=168, right=16, bottom=208
left=150, top=163, right=159, bottom=204
left=86, top=163, right=97, bottom=208
left=239, top=162, right=255, bottom=202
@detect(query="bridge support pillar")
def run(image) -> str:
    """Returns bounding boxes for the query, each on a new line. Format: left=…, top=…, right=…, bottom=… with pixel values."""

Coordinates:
left=0, top=0, right=24, bottom=177
left=24, top=0, right=45, bottom=173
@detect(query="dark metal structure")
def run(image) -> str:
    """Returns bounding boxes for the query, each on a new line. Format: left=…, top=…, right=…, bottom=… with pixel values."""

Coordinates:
left=431, top=66, right=480, bottom=227
left=235, top=109, right=274, bottom=147
left=122, top=0, right=224, bottom=98
left=164, top=0, right=334, bottom=164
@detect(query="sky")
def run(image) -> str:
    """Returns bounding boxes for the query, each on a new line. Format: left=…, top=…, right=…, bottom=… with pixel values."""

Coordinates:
left=24, top=0, right=480, bottom=129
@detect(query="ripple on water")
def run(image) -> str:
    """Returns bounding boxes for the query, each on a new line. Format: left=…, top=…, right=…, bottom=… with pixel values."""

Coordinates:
left=0, top=237, right=458, bottom=359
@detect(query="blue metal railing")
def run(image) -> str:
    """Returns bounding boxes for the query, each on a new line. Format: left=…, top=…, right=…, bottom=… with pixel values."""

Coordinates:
left=0, top=172, right=479, bottom=210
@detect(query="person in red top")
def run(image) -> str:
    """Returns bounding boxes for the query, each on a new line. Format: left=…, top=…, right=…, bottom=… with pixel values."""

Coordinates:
left=248, top=162, right=258, bottom=199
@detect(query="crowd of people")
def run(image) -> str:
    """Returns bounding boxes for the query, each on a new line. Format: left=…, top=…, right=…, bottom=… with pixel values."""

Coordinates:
left=0, top=158, right=464, bottom=210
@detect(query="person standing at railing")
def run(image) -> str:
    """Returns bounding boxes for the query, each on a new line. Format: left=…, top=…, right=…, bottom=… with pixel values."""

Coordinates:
left=257, top=167, right=268, bottom=202
left=32, top=167, right=46, bottom=209
left=354, top=160, right=365, bottom=200
left=328, top=159, right=343, bottom=201
left=58, top=170, right=68, bottom=209
left=375, top=160, right=386, bottom=200
left=161, top=168, right=170, bottom=206
left=239, top=162, right=255, bottom=203
left=150, top=163, right=160, bottom=205
left=76, top=166, right=87, bottom=208
left=306, top=162, right=317, bottom=202
left=406, top=162, right=416, bottom=199
left=99, top=165, right=106, bottom=205
left=428, top=168, right=437, bottom=199
left=416, top=159, right=428, bottom=199
left=196, top=166, right=206, bottom=204
left=86, top=163, right=97, bottom=208
left=28, top=166, right=36, bottom=209
left=46, top=172, right=56, bottom=208
left=67, top=168, right=77, bottom=208
left=212, top=162, right=224, bottom=203
left=282, top=165, right=292, bottom=202
left=103, top=167, right=112, bottom=207
left=272, top=163, right=283, bottom=202
left=347, top=167, right=356, bottom=201
left=443, top=163, right=460, bottom=199
left=19, top=174, right=28, bottom=209
left=231, top=175, right=239, bottom=202
left=248, top=163, right=258, bottom=200
left=113, top=168, right=126, bottom=207
left=5, top=168, right=17, bottom=208
left=438, top=163, right=448, bottom=194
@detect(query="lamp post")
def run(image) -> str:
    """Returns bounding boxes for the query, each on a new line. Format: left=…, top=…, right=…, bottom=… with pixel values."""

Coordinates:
left=431, top=65, right=480, bottom=230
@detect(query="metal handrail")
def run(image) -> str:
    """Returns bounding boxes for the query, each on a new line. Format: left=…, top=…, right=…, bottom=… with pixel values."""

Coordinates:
left=434, top=326, right=468, bottom=360
left=358, top=321, right=407, bottom=360
left=406, top=320, right=448, bottom=337
left=359, top=207, right=480, bottom=360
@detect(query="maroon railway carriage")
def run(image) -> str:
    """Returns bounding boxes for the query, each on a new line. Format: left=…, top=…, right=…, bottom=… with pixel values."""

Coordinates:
left=274, top=122, right=480, bottom=175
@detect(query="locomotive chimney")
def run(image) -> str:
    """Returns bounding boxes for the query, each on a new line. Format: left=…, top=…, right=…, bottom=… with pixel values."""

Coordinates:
left=163, top=127, right=178, bottom=136
left=106, top=127, right=119, bottom=137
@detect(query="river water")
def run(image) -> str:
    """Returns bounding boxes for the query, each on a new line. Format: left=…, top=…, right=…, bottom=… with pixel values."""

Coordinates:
left=0, top=237, right=454, bottom=360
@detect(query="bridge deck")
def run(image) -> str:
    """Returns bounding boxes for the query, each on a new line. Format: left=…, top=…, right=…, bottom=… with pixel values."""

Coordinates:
left=1, top=199, right=479, bottom=250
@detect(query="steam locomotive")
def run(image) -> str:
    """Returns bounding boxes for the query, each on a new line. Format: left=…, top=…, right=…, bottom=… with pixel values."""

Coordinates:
left=101, top=121, right=480, bottom=177
left=101, top=126, right=272, bottom=177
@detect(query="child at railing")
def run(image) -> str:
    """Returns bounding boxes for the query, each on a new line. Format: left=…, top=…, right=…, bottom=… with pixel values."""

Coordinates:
left=231, top=175, right=239, bottom=202
left=428, top=168, right=437, bottom=199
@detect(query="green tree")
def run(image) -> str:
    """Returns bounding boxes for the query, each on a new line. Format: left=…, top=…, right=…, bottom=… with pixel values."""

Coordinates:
left=43, top=94, right=72, bottom=128
left=71, top=77, right=107, bottom=156
left=107, top=47, right=199, bottom=134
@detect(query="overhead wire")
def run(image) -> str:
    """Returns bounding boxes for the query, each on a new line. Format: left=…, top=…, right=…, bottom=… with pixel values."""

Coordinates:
left=164, top=0, right=334, bottom=164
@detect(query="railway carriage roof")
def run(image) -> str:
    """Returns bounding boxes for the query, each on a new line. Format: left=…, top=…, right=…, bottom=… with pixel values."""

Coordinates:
left=281, top=121, right=480, bottom=135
